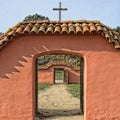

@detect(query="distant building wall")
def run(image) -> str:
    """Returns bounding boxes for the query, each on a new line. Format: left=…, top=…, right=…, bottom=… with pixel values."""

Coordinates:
left=38, top=65, right=80, bottom=84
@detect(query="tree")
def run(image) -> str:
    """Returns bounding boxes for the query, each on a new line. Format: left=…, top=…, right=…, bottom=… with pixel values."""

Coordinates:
left=0, top=32, right=3, bottom=35
left=38, top=54, right=81, bottom=70
left=23, top=13, right=49, bottom=21
left=113, top=26, right=120, bottom=35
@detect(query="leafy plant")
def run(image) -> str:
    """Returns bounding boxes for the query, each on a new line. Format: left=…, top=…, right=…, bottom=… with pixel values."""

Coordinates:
left=23, top=13, right=49, bottom=21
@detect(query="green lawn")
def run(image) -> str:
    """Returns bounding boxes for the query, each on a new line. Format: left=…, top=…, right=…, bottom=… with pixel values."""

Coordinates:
left=38, top=83, right=52, bottom=91
left=55, top=70, right=64, bottom=80
left=66, top=84, right=80, bottom=98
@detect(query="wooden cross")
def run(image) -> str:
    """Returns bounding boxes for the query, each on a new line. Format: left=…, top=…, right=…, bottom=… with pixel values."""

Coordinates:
left=53, top=2, right=68, bottom=22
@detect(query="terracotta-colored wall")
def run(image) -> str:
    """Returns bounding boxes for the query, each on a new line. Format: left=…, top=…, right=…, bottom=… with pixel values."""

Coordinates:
left=38, top=65, right=80, bottom=84
left=0, top=34, right=120, bottom=120
left=38, top=68, right=53, bottom=84
left=0, top=57, right=34, bottom=120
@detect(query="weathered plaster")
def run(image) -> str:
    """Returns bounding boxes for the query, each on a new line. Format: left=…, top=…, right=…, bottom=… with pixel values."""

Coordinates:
left=0, top=34, right=120, bottom=120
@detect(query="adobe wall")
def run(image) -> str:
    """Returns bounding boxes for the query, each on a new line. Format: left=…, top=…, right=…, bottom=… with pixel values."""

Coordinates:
left=37, top=68, right=53, bottom=84
left=0, top=34, right=120, bottom=120
left=38, top=65, right=80, bottom=84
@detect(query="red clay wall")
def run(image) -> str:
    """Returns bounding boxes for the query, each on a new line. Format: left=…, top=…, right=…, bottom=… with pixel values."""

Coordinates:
left=0, top=56, right=34, bottom=120
left=38, top=68, right=53, bottom=84
left=38, top=65, right=80, bottom=84
left=0, top=34, right=120, bottom=120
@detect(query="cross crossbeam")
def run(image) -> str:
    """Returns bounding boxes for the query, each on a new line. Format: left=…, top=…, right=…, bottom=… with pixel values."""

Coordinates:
left=53, top=2, right=68, bottom=22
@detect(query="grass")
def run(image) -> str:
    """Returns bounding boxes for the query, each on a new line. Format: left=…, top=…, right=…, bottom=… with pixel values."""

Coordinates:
left=66, top=84, right=80, bottom=98
left=55, top=70, right=64, bottom=80
left=38, top=83, right=52, bottom=91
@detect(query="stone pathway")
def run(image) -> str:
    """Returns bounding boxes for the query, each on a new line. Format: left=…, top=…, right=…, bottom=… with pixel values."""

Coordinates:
left=36, top=84, right=84, bottom=120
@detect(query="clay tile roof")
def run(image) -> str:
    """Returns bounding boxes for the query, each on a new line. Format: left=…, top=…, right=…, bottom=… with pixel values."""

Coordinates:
left=0, top=20, right=120, bottom=49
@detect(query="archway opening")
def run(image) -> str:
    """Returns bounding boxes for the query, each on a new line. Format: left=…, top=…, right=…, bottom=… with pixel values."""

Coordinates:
left=54, top=68, right=65, bottom=84
left=34, top=52, right=84, bottom=120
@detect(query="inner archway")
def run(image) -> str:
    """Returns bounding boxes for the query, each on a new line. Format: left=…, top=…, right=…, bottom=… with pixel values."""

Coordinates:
left=34, top=51, right=84, bottom=120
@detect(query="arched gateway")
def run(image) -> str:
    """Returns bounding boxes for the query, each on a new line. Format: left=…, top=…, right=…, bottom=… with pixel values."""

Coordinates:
left=0, top=20, right=120, bottom=120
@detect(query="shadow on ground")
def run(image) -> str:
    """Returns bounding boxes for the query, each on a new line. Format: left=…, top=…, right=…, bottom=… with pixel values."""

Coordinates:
left=35, top=109, right=83, bottom=120
left=37, top=108, right=81, bottom=117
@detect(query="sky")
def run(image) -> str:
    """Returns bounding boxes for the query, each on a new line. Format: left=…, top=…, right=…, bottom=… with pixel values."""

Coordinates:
left=0, top=0, right=120, bottom=32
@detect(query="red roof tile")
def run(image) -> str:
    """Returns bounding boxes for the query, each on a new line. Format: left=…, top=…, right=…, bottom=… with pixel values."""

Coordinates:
left=0, top=20, right=120, bottom=49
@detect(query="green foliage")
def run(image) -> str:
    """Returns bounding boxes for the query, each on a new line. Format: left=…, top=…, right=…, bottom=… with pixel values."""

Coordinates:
left=66, top=84, right=80, bottom=98
left=113, top=26, right=120, bottom=35
left=55, top=70, right=64, bottom=80
left=23, top=13, right=49, bottom=21
left=0, top=32, right=3, bottom=35
left=38, top=83, right=52, bottom=91
left=37, top=54, right=81, bottom=69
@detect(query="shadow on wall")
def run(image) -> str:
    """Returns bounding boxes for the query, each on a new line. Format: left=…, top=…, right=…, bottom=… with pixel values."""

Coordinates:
left=68, top=69, right=80, bottom=84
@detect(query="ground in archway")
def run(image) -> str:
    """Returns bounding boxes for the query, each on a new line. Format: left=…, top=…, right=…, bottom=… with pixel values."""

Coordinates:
left=36, top=84, right=84, bottom=120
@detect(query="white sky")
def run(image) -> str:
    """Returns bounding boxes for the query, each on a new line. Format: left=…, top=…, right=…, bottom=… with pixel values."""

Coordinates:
left=0, top=0, right=120, bottom=32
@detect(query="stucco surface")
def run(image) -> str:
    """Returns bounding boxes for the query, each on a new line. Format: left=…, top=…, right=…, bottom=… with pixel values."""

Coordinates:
left=0, top=57, right=34, bottom=120
left=38, top=68, right=54, bottom=84
left=0, top=34, right=120, bottom=120
left=38, top=65, right=80, bottom=84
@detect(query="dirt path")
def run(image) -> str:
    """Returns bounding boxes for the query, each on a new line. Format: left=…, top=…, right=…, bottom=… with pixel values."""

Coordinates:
left=36, top=84, right=84, bottom=120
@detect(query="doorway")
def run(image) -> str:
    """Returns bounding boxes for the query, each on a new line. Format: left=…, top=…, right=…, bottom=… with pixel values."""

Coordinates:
left=35, top=53, right=84, bottom=119
left=54, top=68, right=65, bottom=83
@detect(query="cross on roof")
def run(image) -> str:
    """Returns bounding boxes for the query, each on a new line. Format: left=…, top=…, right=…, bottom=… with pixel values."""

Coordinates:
left=53, top=2, right=68, bottom=22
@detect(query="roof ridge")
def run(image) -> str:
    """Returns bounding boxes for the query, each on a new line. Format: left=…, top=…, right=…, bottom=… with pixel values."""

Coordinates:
left=0, top=20, right=120, bottom=50
left=19, top=19, right=101, bottom=24
left=4, top=20, right=102, bottom=34
left=21, top=20, right=50, bottom=24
